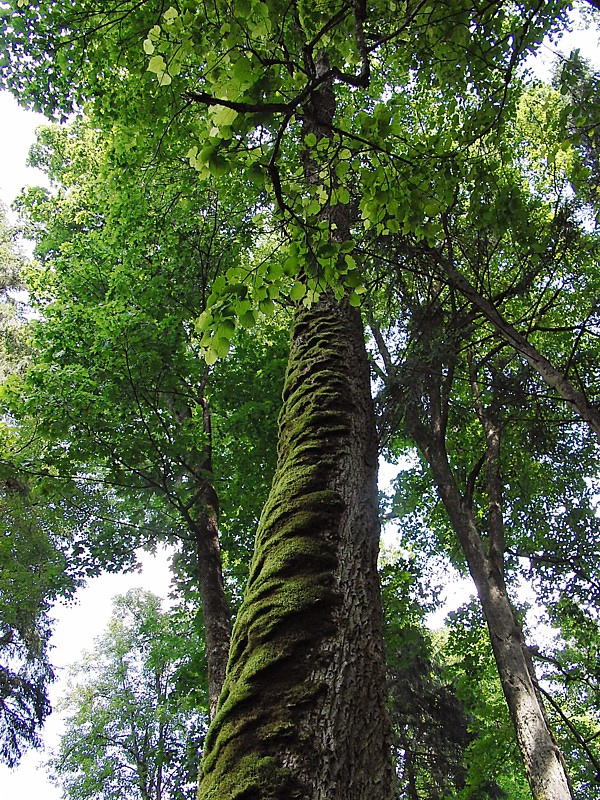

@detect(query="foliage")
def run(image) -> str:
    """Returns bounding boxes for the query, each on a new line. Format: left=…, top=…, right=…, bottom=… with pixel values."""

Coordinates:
left=0, top=205, right=64, bottom=764
left=0, top=462, right=56, bottom=767
left=444, top=601, right=530, bottom=800
left=12, top=114, right=287, bottom=597
left=531, top=603, right=600, bottom=797
left=369, top=65, right=600, bottom=794
left=0, top=197, right=145, bottom=766
left=554, top=48, right=600, bottom=216
left=382, top=556, right=473, bottom=799
left=0, top=0, right=575, bottom=339
left=0, top=0, right=599, bottom=795
left=0, top=203, right=29, bottom=380
left=49, top=589, right=208, bottom=800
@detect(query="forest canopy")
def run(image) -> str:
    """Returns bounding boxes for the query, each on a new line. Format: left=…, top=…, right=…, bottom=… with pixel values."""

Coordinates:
left=0, top=1, right=599, bottom=799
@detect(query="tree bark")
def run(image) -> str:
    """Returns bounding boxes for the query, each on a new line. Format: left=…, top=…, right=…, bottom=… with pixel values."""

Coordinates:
left=407, top=416, right=574, bottom=800
left=197, top=292, right=394, bottom=800
left=189, top=485, right=231, bottom=721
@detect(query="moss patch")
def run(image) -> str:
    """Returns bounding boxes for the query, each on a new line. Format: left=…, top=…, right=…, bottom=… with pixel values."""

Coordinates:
left=198, top=296, right=362, bottom=800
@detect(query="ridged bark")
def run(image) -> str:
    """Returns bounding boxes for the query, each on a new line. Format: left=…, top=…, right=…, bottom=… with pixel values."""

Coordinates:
left=179, top=399, right=231, bottom=719
left=409, top=420, right=574, bottom=800
left=197, top=292, right=394, bottom=800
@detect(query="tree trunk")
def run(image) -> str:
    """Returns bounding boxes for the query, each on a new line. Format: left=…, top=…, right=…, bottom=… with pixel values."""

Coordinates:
left=197, top=292, right=394, bottom=800
left=190, top=488, right=231, bottom=720
left=389, top=297, right=574, bottom=799
left=179, top=398, right=231, bottom=719
left=411, top=422, right=574, bottom=800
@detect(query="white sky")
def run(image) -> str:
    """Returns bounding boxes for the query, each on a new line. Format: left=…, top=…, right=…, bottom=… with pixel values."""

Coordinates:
left=0, top=6, right=598, bottom=798
left=0, top=92, right=48, bottom=209
left=0, top=548, right=174, bottom=800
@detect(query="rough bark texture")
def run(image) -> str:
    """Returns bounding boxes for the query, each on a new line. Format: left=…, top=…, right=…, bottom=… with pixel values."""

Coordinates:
left=410, top=422, right=574, bottom=800
left=197, top=292, right=394, bottom=800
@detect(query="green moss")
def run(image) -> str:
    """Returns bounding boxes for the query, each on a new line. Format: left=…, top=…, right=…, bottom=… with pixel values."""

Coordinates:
left=199, top=754, right=304, bottom=800
left=198, top=297, right=364, bottom=800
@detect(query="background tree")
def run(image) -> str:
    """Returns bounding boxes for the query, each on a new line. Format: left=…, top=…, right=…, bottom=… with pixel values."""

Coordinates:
left=0, top=202, right=143, bottom=765
left=11, top=116, right=290, bottom=716
left=50, top=589, right=207, bottom=800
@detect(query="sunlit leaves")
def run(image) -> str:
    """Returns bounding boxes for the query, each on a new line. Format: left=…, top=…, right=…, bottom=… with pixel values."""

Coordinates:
left=49, top=590, right=207, bottom=800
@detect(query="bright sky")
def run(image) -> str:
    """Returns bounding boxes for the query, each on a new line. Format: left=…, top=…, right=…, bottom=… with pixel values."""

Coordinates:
left=0, top=92, right=48, bottom=209
left=0, top=6, right=598, bottom=799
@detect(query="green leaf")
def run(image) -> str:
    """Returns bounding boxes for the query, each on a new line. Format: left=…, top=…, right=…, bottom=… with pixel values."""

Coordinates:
left=220, top=318, right=236, bottom=339
left=290, top=282, right=306, bottom=301
left=239, top=309, right=256, bottom=328
left=147, top=55, right=167, bottom=74
left=212, top=336, right=231, bottom=359
left=212, top=106, right=239, bottom=128
left=163, top=6, right=178, bottom=23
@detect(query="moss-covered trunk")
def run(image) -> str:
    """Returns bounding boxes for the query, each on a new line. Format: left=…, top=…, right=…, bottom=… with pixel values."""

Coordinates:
left=197, top=292, right=394, bottom=800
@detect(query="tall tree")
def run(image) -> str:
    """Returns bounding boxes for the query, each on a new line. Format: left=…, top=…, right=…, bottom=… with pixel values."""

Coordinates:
left=0, top=203, right=142, bottom=765
left=12, top=117, right=291, bottom=717
left=50, top=590, right=207, bottom=800
left=0, top=2, right=592, bottom=798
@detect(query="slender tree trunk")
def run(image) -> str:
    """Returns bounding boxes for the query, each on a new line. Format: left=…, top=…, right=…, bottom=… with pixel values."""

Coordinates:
left=176, top=398, right=231, bottom=718
left=190, top=483, right=231, bottom=720
left=409, top=420, right=574, bottom=800
left=197, top=292, right=394, bottom=800
left=391, top=302, right=573, bottom=799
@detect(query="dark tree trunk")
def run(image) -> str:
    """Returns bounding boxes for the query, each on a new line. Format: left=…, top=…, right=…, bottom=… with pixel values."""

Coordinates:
left=197, top=292, right=394, bottom=800
left=385, top=300, right=574, bottom=800
left=407, top=409, right=574, bottom=800
left=190, top=483, right=231, bottom=720
left=178, top=399, right=231, bottom=719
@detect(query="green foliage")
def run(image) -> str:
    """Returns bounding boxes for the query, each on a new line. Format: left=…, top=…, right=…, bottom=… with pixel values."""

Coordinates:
left=0, top=212, right=65, bottom=765
left=0, top=0, right=575, bottom=340
left=13, top=115, right=286, bottom=599
left=530, top=602, right=600, bottom=798
left=382, top=557, right=472, bottom=799
left=1, top=0, right=599, bottom=794
left=50, top=589, right=208, bottom=800
left=554, top=49, right=600, bottom=216
left=0, top=200, right=148, bottom=766
left=209, top=324, right=289, bottom=599
left=0, top=476, right=55, bottom=767
left=444, top=601, right=530, bottom=800
left=0, top=204, right=29, bottom=381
